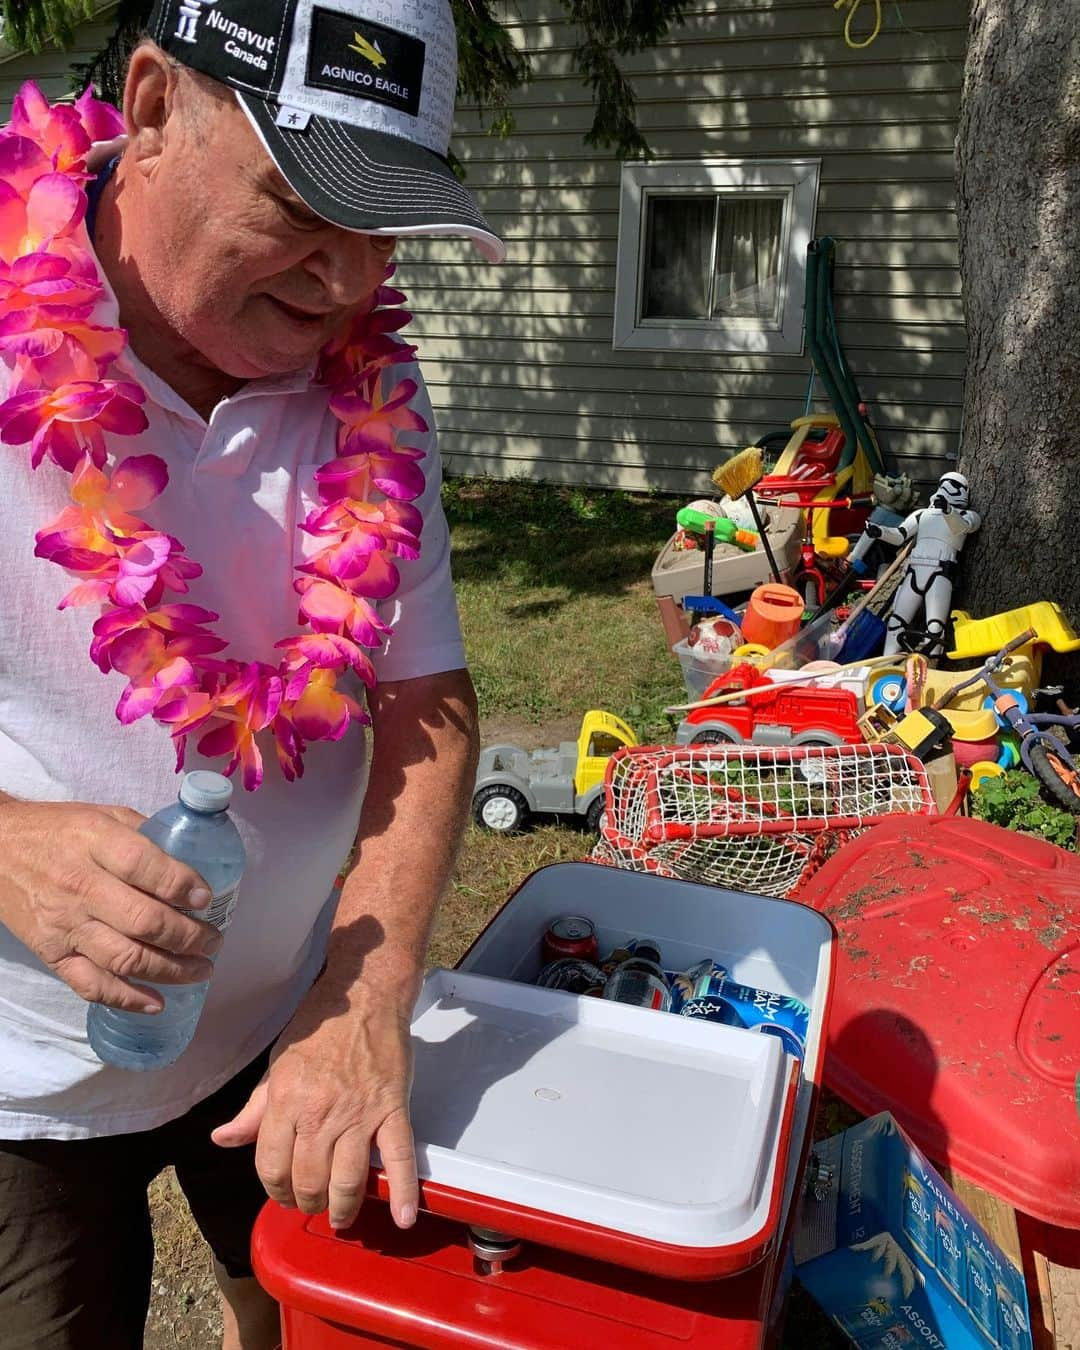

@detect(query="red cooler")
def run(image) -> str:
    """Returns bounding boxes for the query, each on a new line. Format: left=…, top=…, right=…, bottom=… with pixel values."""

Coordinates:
left=253, top=863, right=836, bottom=1347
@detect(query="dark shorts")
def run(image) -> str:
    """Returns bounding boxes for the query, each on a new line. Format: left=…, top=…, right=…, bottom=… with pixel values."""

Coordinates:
left=0, top=1046, right=272, bottom=1350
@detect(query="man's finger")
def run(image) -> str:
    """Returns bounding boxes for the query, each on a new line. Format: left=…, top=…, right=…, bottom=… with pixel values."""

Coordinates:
left=253, top=1096, right=300, bottom=1210
left=97, top=805, right=147, bottom=831
left=70, top=917, right=216, bottom=986
left=52, top=953, right=164, bottom=1013
left=87, top=822, right=211, bottom=910
left=87, top=874, right=220, bottom=958
left=327, top=1127, right=374, bottom=1231
left=291, top=1128, right=335, bottom=1216
left=375, top=1108, right=418, bottom=1229
left=211, top=1078, right=268, bottom=1148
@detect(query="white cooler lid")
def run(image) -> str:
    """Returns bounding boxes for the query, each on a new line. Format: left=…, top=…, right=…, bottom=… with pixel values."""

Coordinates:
left=402, top=969, right=790, bottom=1250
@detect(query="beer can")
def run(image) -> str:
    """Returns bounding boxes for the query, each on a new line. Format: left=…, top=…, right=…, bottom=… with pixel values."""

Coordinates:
left=965, top=1245, right=998, bottom=1341
left=670, top=959, right=728, bottom=1011
left=719, top=980, right=809, bottom=1058
left=537, top=958, right=606, bottom=995
left=679, top=995, right=745, bottom=1028
left=542, top=915, right=599, bottom=966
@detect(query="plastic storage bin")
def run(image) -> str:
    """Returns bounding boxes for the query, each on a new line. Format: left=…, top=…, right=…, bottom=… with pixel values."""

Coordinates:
left=253, top=864, right=837, bottom=1347
left=672, top=638, right=731, bottom=701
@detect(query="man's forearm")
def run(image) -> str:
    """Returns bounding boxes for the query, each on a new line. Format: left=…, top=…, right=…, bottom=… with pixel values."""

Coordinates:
left=317, top=668, right=479, bottom=1017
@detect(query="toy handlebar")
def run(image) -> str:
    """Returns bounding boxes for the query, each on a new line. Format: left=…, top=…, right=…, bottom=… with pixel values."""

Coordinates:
left=930, top=628, right=1038, bottom=711
left=769, top=496, right=872, bottom=514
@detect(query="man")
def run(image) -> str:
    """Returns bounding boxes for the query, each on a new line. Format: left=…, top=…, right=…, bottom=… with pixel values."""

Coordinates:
left=0, top=1, right=502, bottom=1346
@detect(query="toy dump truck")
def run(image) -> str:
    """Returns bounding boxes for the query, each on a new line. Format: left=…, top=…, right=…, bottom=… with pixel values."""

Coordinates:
left=472, top=711, right=638, bottom=833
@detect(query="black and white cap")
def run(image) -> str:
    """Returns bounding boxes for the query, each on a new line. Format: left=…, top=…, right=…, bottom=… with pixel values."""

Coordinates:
left=147, top=0, right=504, bottom=261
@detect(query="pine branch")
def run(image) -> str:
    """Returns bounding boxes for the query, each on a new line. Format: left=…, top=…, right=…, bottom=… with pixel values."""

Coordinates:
left=451, top=0, right=531, bottom=139
left=562, top=0, right=686, bottom=157
left=2, top=0, right=94, bottom=52
left=574, top=39, right=652, bottom=159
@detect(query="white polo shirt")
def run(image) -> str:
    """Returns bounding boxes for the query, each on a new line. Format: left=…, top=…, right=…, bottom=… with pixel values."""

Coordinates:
left=0, top=265, right=466, bottom=1139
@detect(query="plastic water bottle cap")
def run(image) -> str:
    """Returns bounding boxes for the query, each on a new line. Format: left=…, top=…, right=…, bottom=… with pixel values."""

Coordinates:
left=179, top=771, right=233, bottom=813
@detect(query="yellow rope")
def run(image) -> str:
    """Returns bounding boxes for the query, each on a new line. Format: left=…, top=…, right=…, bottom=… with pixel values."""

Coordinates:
left=833, top=0, right=883, bottom=49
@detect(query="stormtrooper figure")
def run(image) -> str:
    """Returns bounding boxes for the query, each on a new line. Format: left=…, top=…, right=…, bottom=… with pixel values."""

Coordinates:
left=850, top=471, right=980, bottom=658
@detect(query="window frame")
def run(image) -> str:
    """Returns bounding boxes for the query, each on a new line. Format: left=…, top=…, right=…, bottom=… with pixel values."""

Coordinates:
left=613, top=158, right=822, bottom=356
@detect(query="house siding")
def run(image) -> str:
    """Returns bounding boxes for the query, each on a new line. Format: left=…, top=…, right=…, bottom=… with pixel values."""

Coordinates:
left=0, top=0, right=969, bottom=498
left=399, top=0, right=970, bottom=497
left=0, top=5, right=120, bottom=107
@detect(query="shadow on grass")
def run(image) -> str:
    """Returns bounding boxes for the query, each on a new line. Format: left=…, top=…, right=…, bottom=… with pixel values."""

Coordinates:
left=443, top=476, right=682, bottom=609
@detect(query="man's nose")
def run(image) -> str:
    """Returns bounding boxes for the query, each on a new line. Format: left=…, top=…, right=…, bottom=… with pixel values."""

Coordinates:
left=308, top=231, right=395, bottom=306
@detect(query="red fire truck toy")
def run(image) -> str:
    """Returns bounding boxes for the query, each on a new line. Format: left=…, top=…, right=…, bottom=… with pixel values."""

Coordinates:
left=675, top=663, right=865, bottom=748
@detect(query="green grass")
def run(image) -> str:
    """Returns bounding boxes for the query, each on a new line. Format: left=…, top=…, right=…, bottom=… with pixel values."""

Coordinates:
left=443, top=476, right=682, bottom=740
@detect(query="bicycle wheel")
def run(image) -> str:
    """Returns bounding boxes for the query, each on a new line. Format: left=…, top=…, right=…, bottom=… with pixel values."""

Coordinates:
left=1029, top=741, right=1080, bottom=814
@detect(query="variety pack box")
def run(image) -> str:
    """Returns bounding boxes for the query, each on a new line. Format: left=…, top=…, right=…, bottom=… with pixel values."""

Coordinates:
left=794, top=1112, right=1032, bottom=1350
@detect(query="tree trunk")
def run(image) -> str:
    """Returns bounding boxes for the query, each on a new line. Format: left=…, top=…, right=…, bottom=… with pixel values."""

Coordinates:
left=955, top=0, right=1080, bottom=666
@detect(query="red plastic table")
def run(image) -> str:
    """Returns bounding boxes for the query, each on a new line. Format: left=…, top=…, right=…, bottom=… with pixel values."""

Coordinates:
left=798, top=813, right=1080, bottom=1264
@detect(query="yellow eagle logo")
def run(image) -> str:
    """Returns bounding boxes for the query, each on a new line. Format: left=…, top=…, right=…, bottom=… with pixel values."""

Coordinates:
left=348, top=32, right=387, bottom=68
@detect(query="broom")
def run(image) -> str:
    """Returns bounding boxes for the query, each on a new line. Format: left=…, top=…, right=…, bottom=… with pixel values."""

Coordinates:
left=711, top=446, right=783, bottom=584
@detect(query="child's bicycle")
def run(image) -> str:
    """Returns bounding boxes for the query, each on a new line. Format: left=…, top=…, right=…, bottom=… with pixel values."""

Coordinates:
left=772, top=496, right=871, bottom=610
left=936, top=628, right=1080, bottom=812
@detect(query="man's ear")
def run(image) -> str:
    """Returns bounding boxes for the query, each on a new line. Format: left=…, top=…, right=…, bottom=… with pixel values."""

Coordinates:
left=123, top=43, right=179, bottom=176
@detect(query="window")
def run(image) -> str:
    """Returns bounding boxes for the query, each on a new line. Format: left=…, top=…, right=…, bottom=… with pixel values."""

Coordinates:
left=614, top=159, right=821, bottom=355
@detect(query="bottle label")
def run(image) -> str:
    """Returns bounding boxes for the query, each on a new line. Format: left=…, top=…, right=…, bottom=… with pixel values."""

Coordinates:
left=181, top=883, right=241, bottom=932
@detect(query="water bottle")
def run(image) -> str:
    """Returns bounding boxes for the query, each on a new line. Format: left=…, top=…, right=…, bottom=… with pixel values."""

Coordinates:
left=602, top=962, right=673, bottom=1012
left=86, top=771, right=245, bottom=1071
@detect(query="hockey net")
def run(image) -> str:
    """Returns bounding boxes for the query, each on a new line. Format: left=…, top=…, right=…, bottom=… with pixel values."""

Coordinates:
left=591, top=743, right=936, bottom=898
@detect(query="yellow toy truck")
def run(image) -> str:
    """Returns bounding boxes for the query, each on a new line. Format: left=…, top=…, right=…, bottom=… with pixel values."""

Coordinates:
left=472, top=711, right=638, bottom=833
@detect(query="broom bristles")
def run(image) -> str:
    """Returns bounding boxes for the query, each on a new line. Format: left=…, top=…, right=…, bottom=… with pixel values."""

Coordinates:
left=711, top=445, right=764, bottom=500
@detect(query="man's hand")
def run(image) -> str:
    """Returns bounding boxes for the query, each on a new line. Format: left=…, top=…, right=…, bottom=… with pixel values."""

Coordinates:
left=0, top=800, right=221, bottom=1012
left=212, top=990, right=417, bottom=1231
left=211, top=667, right=478, bottom=1234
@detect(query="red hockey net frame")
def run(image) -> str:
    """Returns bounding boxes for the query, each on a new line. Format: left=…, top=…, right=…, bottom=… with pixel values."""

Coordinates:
left=592, top=743, right=937, bottom=898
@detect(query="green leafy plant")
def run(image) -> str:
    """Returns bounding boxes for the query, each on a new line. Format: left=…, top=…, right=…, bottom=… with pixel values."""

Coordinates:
left=971, top=770, right=1079, bottom=851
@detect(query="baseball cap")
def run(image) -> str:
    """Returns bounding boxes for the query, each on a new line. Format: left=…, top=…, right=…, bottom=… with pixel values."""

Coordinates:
left=146, top=0, right=505, bottom=262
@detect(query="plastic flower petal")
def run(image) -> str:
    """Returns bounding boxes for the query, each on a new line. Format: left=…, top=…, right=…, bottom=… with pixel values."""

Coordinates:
left=277, top=631, right=376, bottom=689
left=108, top=627, right=198, bottom=725
left=0, top=135, right=52, bottom=199
left=294, top=576, right=393, bottom=646
left=0, top=164, right=86, bottom=263
left=72, top=86, right=125, bottom=143
left=301, top=496, right=422, bottom=560
left=271, top=712, right=306, bottom=782
left=90, top=601, right=225, bottom=673
left=9, top=84, right=92, bottom=176
left=193, top=663, right=283, bottom=791
left=0, top=378, right=148, bottom=470
left=284, top=666, right=365, bottom=742
left=108, top=454, right=169, bottom=510
left=316, top=287, right=418, bottom=386
left=112, top=532, right=175, bottom=605
left=300, top=536, right=400, bottom=594
left=315, top=446, right=425, bottom=503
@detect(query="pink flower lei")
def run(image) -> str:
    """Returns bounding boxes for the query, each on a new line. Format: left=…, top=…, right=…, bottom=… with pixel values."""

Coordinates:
left=0, top=83, right=428, bottom=791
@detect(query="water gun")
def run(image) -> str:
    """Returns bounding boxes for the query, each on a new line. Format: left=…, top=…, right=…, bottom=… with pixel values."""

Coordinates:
left=676, top=506, right=759, bottom=552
